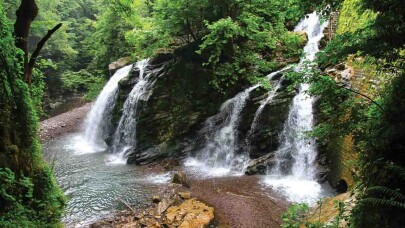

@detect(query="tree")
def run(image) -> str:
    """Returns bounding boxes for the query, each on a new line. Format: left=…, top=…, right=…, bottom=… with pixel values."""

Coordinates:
left=14, top=0, right=62, bottom=85
left=0, top=3, right=65, bottom=226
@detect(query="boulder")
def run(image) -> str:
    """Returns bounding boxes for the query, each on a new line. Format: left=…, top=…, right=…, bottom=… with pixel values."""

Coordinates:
left=165, top=199, right=215, bottom=228
left=156, top=198, right=174, bottom=214
left=108, top=57, right=132, bottom=74
left=245, top=153, right=277, bottom=175
left=178, top=192, right=191, bottom=200
left=161, top=159, right=180, bottom=170
left=152, top=195, right=161, bottom=204
left=172, top=171, right=190, bottom=188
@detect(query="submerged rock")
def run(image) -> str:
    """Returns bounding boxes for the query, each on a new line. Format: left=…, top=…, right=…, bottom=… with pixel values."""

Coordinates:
left=245, top=153, right=277, bottom=175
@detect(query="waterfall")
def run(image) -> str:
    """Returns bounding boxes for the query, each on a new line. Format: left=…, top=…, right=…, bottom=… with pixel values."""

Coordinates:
left=108, top=60, right=154, bottom=164
left=185, top=85, right=259, bottom=176
left=270, top=83, right=317, bottom=179
left=263, top=12, right=331, bottom=204
left=78, top=65, right=133, bottom=153
left=245, top=66, right=292, bottom=149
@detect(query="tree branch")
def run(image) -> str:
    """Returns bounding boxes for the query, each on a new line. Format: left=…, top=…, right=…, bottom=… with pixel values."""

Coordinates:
left=25, top=23, right=62, bottom=85
left=339, top=85, right=385, bottom=111
left=14, top=0, right=38, bottom=84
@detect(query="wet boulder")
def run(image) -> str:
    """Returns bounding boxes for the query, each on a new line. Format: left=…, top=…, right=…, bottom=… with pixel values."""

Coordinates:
left=172, top=171, right=190, bottom=188
left=108, top=57, right=132, bottom=75
left=245, top=153, right=277, bottom=175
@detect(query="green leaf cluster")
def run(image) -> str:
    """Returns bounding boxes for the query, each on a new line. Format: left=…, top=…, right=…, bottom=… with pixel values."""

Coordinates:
left=0, top=4, right=65, bottom=226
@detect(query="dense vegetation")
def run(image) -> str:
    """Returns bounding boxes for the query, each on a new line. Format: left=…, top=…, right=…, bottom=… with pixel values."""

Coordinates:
left=286, top=0, right=404, bottom=227
left=0, top=0, right=404, bottom=227
left=0, top=3, right=64, bottom=227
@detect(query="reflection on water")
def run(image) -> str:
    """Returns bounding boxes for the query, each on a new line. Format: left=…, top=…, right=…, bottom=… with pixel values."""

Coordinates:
left=42, top=134, right=170, bottom=227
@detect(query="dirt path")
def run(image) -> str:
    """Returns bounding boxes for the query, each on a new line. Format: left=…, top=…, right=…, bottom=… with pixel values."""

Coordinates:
left=189, top=175, right=288, bottom=228
left=39, top=103, right=91, bottom=142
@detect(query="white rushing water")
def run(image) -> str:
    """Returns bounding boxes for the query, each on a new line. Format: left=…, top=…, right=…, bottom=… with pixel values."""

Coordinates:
left=108, top=59, right=154, bottom=164
left=263, top=12, right=330, bottom=204
left=77, top=65, right=134, bottom=154
left=185, top=85, right=259, bottom=177
left=245, top=66, right=293, bottom=148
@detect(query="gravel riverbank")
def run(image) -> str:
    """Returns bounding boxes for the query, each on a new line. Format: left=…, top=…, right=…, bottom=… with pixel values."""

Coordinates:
left=39, top=103, right=91, bottom=142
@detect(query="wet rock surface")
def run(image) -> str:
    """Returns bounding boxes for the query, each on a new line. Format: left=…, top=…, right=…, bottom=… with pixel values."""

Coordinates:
left=109, top=57, right=132, bottom=75
left=90, top=173, right=215, bottom=228
left=171, top=171, right=191, bottom=188
left=245, top=153, right=277, bottom=175
left=106, top=46, right=300, bottom=166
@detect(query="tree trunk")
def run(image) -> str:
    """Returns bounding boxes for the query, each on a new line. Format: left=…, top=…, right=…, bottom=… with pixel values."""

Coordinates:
left=14, top=0, right=38, bottom=84
left=14, top=0, right=62, bottom=85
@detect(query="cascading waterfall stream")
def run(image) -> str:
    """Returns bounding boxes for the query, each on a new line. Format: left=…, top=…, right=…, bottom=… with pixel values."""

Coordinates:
left=186, top=85, right=259, bottom=176
left=262, top=12, right=331, bottom=204
left=245, top=66, right=293, bottom=150
left=76, top=65, right=133, bottom=154
left=108, top=59, right=154, bottom=164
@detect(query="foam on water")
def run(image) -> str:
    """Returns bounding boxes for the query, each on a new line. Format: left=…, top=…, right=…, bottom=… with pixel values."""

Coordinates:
left=184, top=157, right=244, bottom=178
left=144, top=173, right=172, bottom=184
left=261, top=12, right=333, bottom=204
left=68, top=135, right=106, bottom=155
left=262, top=176, right=322, bottom=204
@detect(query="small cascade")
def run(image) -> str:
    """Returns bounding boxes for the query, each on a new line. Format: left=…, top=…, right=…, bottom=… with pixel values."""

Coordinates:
left=186, top=85, right=259, bottom=176
left=79, top=65, right=133, bottom=153
left=263, top=12, right=331, bottom=204
left=108, top=60, right=154, bottom=164
left=270, top=83, right=317, bottom=179
left=245, top=66, right=292, bottom=148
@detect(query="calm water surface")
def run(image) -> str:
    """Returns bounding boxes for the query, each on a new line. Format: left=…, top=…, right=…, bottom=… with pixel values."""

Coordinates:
left=42, top=133, right=171, bottom=227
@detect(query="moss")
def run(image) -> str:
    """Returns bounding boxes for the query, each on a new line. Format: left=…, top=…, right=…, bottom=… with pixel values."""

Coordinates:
left=0, top=5, right=65, bottom=226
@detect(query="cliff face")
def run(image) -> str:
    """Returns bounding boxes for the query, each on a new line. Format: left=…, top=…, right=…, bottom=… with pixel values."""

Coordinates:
left=107, top=44, right=299, bottom=165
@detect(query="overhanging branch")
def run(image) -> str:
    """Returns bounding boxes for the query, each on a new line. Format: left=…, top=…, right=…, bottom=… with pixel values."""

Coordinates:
left=340, top=85, right=385, bottom=111
left=25, top=23, right=62, bottom=84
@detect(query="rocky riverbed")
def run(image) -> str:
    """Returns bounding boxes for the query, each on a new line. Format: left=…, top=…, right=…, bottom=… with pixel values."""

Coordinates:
left=39, top=103, right=91, bottom=142
left=39, top=104, right=291, bottom=227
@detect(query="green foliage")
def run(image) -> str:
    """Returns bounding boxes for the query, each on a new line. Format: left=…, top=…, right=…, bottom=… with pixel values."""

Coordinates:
left=196, top=0, right=305, bottom=91
left=281, top=203, right=310, bottom=228
left=293, top=0, right=405, bottom=226
left=60, top=70, right=106, bottom=100
left=281, top=200, right=348, bottom=228
left=87, top=1, right=135, bottom=68
left=350, top=71, right=405, bottom=227
left=125, top=0, right=307, bottom=92
left=0, top=5, right=65, bottom=226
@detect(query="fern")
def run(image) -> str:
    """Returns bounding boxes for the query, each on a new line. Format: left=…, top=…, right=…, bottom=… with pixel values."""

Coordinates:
left=367, top=186, right=405, bottom=202
left=386, top=165, right=405, bottom=180
left=362, top=198, right=405, bottom=209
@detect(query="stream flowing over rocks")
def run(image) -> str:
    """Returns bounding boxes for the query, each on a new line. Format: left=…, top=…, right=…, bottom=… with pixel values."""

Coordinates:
left=40, top=12, right=338, bottom=227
